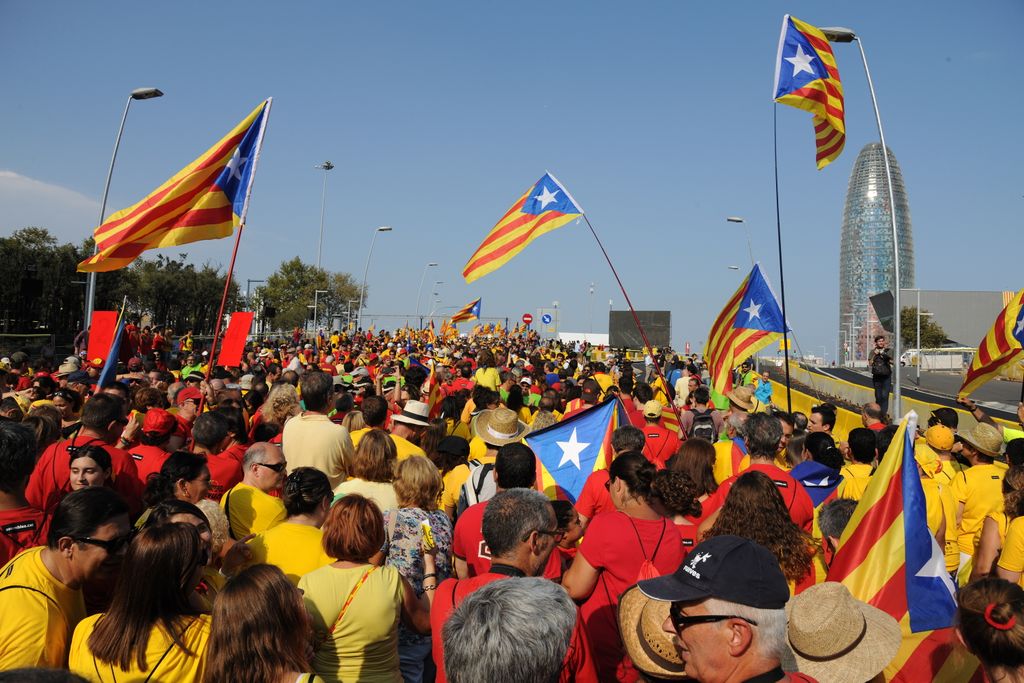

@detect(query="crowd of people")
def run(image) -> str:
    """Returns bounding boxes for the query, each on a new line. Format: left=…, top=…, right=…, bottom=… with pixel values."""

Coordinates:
left=0, top=325, right=1023, bottom=683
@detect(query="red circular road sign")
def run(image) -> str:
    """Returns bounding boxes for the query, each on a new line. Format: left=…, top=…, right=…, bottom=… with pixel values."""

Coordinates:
left=522, top=313, right=533, bottom=324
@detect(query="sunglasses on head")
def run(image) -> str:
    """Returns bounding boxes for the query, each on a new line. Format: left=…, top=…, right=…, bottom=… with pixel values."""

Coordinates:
left=669, top=603, right=758, bottom=631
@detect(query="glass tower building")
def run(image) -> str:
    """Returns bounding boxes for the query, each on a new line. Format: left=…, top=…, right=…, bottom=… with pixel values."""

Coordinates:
left=838, top=143, right=914, bottom=363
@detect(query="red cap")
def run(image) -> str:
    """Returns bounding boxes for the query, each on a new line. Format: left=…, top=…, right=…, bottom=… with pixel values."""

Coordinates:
left=88, top=358, right=105, bottom=369
left=176, top=387, right=203, bottom=406
left=142, top=408, right=176, bottom=435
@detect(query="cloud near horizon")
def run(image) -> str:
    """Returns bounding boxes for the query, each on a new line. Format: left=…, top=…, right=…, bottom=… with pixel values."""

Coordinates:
left=0, top=171, right=100, bottom=243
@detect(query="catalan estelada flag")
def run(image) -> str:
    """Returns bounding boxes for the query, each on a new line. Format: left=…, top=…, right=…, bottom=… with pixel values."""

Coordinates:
left=704, top=263, right=788, bottom=395
left=450, top=298, right=481, bottom=323
left=95, top=303, right=127, bottom=388
left=958, top=288, right=1024, bottom=398
left=526, top=398, right=625, bottom=502
left=773, top=15, right=845, bottom=169
left=827, top=414, right=981, bottom=682
left=79, top=99, right=272, bottom=272
left=462, top=173, right=582, bottom=283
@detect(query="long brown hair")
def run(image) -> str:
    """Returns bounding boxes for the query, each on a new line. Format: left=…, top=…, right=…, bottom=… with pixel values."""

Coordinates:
left=204, top=564, right=311, bottom=683
left=670, top=439, right=718, bottom=497
left=88, top=523, right=204, bottom=671
left=350, top=429, right=397, bottom=483
left=704, top=471, right=813, bottom=582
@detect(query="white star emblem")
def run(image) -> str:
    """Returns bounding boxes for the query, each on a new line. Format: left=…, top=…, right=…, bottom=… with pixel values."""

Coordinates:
left=916, top=537, right=956, bottom=598
left=556, top=428, right=590, bottom=469
left=785, top=44, right=817, bottom=77
left=225, top=148, right=248, bottom=181
left=1015, top=311, right=1024, bottom=337
left=534, top=186, right=559, bottom=209
left=742, top=300, right=762, bottom=322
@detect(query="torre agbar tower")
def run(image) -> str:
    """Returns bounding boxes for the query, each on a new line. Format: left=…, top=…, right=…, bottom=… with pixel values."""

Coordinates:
left=838, top=143, right=915, bottom=364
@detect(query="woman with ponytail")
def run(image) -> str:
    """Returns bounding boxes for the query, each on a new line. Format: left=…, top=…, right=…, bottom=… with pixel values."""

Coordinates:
left=562, top=451, right=685, bottom=681
left=957, top=577, right=1024, bottom=680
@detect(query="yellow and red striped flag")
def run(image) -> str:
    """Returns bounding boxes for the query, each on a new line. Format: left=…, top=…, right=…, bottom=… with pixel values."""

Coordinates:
left=958, top=288, right=1024, bottom=398
left=462, top=173, right=582, bottom=283
left=826, top=414, right=981, bottom=682
left=773, top=15, right=845, bottom=169
left=79, top=100, right=272, bottom=272
left=705, top=264, right=788, bottom=395
left=450, top=298, right=481, bottom=324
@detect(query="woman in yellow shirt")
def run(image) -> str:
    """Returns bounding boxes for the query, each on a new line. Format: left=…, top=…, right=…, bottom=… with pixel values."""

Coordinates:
left=205, top=564, right=319, bottom=683
left=69, top=523, right=211, bottom=682
left=298, top=494, right=436, bottom=683
left=972, top=465, right=1024, bottom=582
left=472, top=349, right=501, bottom=391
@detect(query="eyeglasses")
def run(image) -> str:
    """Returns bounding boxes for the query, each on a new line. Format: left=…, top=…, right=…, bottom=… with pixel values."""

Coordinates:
left=256, top=461, right=287, bottom=473
left=670, top=603, right=758, bottom=631
left=604, top=477, right=616, bottom=491
left=536, top=528, right=565, bottom=543
left=73, top=530, right=135, bottom=555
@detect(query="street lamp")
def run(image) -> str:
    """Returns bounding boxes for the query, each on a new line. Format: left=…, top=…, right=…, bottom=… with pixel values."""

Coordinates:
left=357, top=226, right=392, bottom=330
left=245, top=279, right=266, bottom=310
left=84, top=87, right=164, bottom=329
left=726, top=217, right=754, bottom=266
left=415, top=262, right=439, bottom=325
left=314, top=161, right=334, bottom=270
left=312, top=289, right=328, bottom=332
left=820, top=25, right=904, bottom=416
left=346, top=299, right=360, bottom=331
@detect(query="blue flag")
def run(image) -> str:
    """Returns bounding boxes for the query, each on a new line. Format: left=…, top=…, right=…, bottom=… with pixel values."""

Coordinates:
left=526, top=398, right=623, bottom=502
left=733, top=264, right=788, bottom=333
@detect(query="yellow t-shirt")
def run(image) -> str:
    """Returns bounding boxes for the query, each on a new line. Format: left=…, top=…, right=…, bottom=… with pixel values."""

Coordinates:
left=951, top=463, right=1006, bottom=554
left=69, top=613, right=211, bottom=682
left=0, top=546, right=85, bottom=669
left=473, top=367, right=501, bottom=391
left=444, top=419, right=471, bottom=440
left=837, top=463, right=874, bottom=501
left=712, top=440, right=739, bottom=485
left=919, top=476, right=959, bottom=572
left=390, top=433, right=426, bottom=462
left=334, top=479, right=398, bottom=513
left=441, top=464, right=472, bottom=513
left=299, top=564, right=403, bottom=683
left=220, top=482, right=287, bottom=540
left=249, top=522, right=334, bottom=585
left=933, top=458, right=967, bottom=489
left=996, top=516, right=1024, bottom=586
left=349, top=427, right=372, bottom=449
left=468, top=436, right=489, bottom=463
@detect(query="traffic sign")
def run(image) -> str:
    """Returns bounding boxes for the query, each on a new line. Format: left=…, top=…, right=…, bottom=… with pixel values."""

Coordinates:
left=541, top=313, right=553, bottom=325
left=522, top=313, right=533, bottom=325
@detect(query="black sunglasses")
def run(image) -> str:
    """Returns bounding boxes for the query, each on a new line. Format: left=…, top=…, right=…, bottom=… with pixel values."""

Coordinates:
left=256, top=461, right=287, bottom=473
left=74, top=529, right=135, bottom=555
left=670, top=603, right=758, bottom=631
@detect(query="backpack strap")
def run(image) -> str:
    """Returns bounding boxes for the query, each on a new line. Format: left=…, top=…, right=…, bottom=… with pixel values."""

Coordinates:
left=472, top=463, right=494, bottom=501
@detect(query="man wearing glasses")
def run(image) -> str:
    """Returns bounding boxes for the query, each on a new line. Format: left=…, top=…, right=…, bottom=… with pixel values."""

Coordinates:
left=220, top=442, right=287, bottom=540
left=629, top=535, right=816, bottom=682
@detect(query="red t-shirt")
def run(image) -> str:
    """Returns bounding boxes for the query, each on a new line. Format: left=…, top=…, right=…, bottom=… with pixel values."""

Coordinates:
left=867, top=422, right=885, bottom=432
left=204, top=451, right=243, bottom=503
left=0, top=506, right=49, bottom=567
left=642, top=423, right=680, bottom=469
left=431, top=572, right=597, bottom=683
left=578, top=511, right=686, bottom=681
left=26, top=436, right=143, bottom=515
left=128, top=444, right=170, bottom=487
left=575, top=469, right=614, bottom=522
left=707, top=462, right=814, bottom=531
left=683, top=493, right=723, bottom=529
left=221, top=442, right=248, bottom=463
left=675, top=521, right=699, bottom=557
left=622, top=401, right=645, bottom=429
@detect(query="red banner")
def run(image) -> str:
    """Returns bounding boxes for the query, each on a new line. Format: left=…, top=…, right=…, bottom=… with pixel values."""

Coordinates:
left=217, top=312, right=254, bottom=368
left=87, top=311, right=118, bottom=362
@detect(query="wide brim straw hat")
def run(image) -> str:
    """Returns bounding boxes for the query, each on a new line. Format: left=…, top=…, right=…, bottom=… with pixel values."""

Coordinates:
left=786, top=582, right=901, bottom=683
left=725, top=385, right=756, bottom=412
left=472, top=407, right=529, bottom=446
left=959, top=423, right=1003, bottom=458
left=618, top=586, right=688, bottom=680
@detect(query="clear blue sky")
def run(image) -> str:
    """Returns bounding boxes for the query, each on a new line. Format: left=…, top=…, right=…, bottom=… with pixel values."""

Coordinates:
left=2, top=1, right=1021, bottom=358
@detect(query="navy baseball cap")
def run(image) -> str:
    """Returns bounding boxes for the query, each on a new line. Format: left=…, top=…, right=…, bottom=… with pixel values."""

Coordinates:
left=637, top=535, right=789, bottom=610
left=66, top=370, right=91, bottom=384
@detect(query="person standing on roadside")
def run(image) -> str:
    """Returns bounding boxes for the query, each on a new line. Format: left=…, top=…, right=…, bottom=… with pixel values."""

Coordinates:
left=869, top=335, right=893, bottom=417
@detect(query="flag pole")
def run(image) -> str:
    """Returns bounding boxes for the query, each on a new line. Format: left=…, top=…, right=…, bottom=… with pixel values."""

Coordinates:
left=199, top=99, right=273, bottom=412
left=580, top=215, right=685, bottom=429
left=772, top=106, right=793, bottom=413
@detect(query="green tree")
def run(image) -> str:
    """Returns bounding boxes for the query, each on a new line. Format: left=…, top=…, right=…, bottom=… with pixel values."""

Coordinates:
left=262, top=258, right=362, bottom=331
left=126, top=255, right=239, bottom=334
left=900, top=306, right=948, bottom=348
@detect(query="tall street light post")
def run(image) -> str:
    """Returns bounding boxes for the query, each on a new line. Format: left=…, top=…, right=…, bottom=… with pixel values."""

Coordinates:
left=84, top=87, right=164, bottom=330
left=821, top=25, right=904, bottom=416
left=314, top=161, right=334, bottom=271
left=312, top=289, right=328, bottom=332
left=245, top=279, right=266, bottom=310
left=726, top=217, right=754, bottom=266
left=357, top=226, right=392, bottom=330
left=415, top=262, right=438, bottom=327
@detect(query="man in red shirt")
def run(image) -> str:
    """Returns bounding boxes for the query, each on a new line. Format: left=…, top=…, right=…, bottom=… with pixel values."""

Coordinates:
left=128, top=408, right=177, bottom=485
left=640, top=401, right=680, bottom=468
left=861, top=402, right=886, bottom=432
left=0, top=422, right=49, bottom=566
left=700, top=413, right=814, bottom=533
left=575, top=425, right=646, bottom=528
left=190, top=411, right=241, bottom=503
left=26, top=394, right=143, bottom=515
left=433, top=489, right=597, bottom=683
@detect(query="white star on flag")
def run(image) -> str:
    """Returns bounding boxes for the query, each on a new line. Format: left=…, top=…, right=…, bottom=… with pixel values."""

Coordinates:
left=556, top=428, right=590, bottom=469
left=1015, top=310, right=1024, bottom=337
left=226, top=148, right=248, bottom=181
left=534, top=186, right=559, bottom=209
left=742, top=300, right=762, bottom=322
left=916, top=538, right=957, bottom=598
left=785, top=44, right=816, bottom=77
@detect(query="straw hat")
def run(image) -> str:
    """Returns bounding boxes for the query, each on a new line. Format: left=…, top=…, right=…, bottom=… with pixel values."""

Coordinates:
left=787, top=582, right=901, bottom=683
left=473, top=407, right=530, bottom=446
left=617, top=587, right=687, bottom=680
left=725, top=385, right=756, bottom=412
left=959, top=423, right=1004, bottom=458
